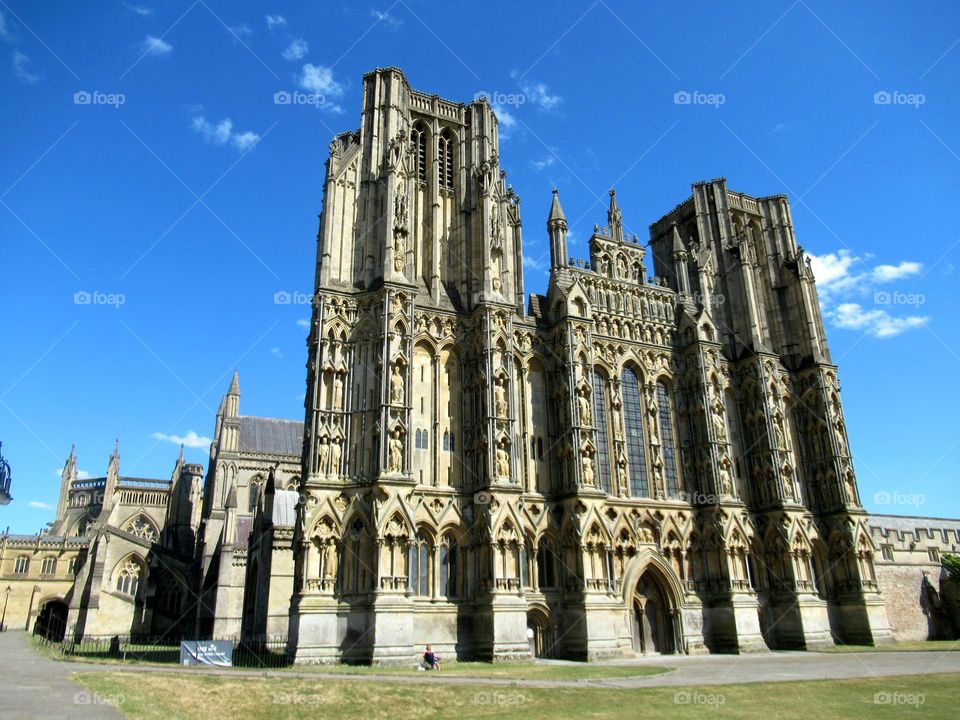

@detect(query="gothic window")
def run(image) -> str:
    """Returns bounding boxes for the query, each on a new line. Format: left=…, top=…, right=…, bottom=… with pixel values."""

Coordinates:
left=440, top=536, right=458, bottom=597
left=537, top=541, right=557, bottom=588
left=530, top=437, right=536, bottom=458
left=67, top=558, right=76, bottom=576
left=422, top=430, right=428, bottom=450
left=929, top=548, right=940, bottom=563
left=656, top=381, right=680, bottom=497
left=592, top=370, right=613, bottom=494
left=881, top=545, right=894, bottom=561
left=408, top=533, right=431, bottom=596
left=122, top=514, right=158, bottom=543
left=41, top=556, right=56, bottom=576
left=438, top=129, right=454, bottom=190
left=537, top=438, right=544, bottom=459
left=621, top=368, right=650, bottom=497
left=443, top=430, right=450, bottom=451
left=248, top=480, right=260, bottom=513
left=411, top=123, right=427, bottom=184
left=157, top=574, right=183, bottom=616
left=14, top=555, right=29, bottom=574
left=115, top=558, right=142, bottom=597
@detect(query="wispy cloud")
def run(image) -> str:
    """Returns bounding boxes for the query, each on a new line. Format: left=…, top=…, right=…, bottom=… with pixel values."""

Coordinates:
left=530, top=155, right=555, bottom=172
left=124, top=3, right=153, bottom=17
left=191, top=116, right=261, bottom=152
left=12, top=50, right=38, bottom=83
left=270, top=346, right=284, bottom=359
left=282, top=38, right=308, bottom=61
left=265, top=14, right=286, bottom=30
left=140, top=34, right=172, bottom=56
left=227, top=24, right=252, bottom=40
left=296, top=318, right=310, bottom=328
left=492, top=104, right=516, bottom=139
left=523, top=254, right=549, bottom=272
left=809, top=248, right=928, bottom=338
left=0, top=10, right=10, bottom=40
left=150, top=430, right=211, bottom=448
left=28, top=500, right=52, bottom=510
left=298, top=63, right=344, bottom=113
left=511, top=71, right=562, bottom=111
left=371, top=8, right=403, bottom=29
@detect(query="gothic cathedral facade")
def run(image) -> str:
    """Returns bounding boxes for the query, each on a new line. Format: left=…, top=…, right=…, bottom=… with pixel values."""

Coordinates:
left=286, top=67, right=893, bottom=662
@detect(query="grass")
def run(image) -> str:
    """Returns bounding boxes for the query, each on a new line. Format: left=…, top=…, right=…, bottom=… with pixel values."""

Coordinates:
left=822, top=640, right=960, bottom=653
left=75, top=671, right=960, bottom=720
left=287, top=659, right=672, bottom=680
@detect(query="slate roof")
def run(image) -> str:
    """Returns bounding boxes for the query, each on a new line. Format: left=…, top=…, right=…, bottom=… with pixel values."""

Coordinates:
left=239, top=416, right=304, bottom=457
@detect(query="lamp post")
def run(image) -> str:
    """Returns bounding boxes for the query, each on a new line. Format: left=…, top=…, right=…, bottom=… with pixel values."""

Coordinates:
left=1, top=586, right=11, bottom=632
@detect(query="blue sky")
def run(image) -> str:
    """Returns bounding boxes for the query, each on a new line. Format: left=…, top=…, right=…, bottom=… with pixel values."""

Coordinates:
left=1, top=1, right=958, bottom=533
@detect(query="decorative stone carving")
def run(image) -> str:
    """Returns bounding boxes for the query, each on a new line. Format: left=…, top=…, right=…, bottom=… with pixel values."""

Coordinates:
left=577, top=388, right=592, bottom=425
left=388, top=431, right=403, bottom=474
left=318, top=436, right=329, bottom=473
left=390, top=364, right=405, bottom=405
left=330, top=438, right=342, bottom=476
left=495, top=443, right=510, bottom=478
left=394, top=232, right=406, bottom=272
left=582, top=454, right=595, bottom=486
left=494, top=378, right=508, bottom=418
left=333, top=374, right=344, bottom=411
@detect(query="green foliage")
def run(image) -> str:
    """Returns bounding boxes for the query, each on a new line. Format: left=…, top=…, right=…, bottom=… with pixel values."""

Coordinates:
left=942, top=553, right=960, bottom=586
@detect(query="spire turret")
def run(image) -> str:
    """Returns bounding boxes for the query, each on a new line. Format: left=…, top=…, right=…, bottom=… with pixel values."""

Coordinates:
left=547, top=188, right=568, bottom=270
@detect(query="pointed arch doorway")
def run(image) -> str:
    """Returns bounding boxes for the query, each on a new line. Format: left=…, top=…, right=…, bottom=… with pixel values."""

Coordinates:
left=632, top=570, right=676, bottom=655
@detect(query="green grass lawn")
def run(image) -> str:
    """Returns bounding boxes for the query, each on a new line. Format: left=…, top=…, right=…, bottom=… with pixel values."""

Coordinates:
left=822, top=639, right=960, bottom=653
left=288, top=659, right=671, bottom=680
left=75, top=671, right=960, bottom=720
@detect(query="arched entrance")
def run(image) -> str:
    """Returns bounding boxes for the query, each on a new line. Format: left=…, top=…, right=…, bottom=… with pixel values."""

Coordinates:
left=34, top=599, right=68, bottom=641
left=526, top=608, right=556, bottom=658
left=632, top=570, right=676, bottom=655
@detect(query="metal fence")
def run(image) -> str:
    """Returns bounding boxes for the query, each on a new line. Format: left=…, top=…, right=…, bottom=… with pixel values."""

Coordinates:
left=33, top=616, right=291, bottom=668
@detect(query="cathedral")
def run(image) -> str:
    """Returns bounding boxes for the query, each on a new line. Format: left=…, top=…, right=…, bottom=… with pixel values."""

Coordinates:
left=4, top=67, right=958, bottom=661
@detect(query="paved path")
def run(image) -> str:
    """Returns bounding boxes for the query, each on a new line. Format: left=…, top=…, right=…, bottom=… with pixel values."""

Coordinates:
left=0, top=632, right=123, bottom=720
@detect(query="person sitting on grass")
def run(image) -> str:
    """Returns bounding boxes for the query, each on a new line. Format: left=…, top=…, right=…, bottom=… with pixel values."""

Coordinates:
left=423, top=644, right=441, bottom=671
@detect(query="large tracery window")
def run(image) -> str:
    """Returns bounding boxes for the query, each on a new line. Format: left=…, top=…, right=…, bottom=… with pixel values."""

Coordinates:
left=592, top=371, right=613, bottom=494
left=621, top=368, right=650, bottom=498
left=440, top=535, right=458, bottom=597
left=408, top=532, right=431, bottom=596
left=411, top=123, right=427, bottom=184
left=656, top=381, right=680, bottom=497
left=438, top=129, right=454, bottom=190
left=115, top=558, right=142, bottom=598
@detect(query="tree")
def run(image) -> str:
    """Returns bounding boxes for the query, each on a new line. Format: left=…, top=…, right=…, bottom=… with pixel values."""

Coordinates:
left=941, top=553, right=960, bottom=586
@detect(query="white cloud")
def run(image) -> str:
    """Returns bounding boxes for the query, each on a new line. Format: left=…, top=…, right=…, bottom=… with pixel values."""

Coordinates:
left=78, top=470, right=91, bottom=480
left=191, top=116, right=261, bottom=152
left=265, top=14, right=286, bottom=30
left=808, top=248, right=928, bottom=339
left=282, top=38, right=308, bottom=61
left=0, top=11, right=10, bottom=40
left=510, top=71, right=562, bottom=111
left=270, top=347, right=284, bottom=359
left=298, top=63, right=344, bottom=113
left=227, top=24, right=253, bottom=39
left=296, top=318, right=310, bottom=328
left=523, top=254, right=549, bottom=272
left=151, top=430, right=211, bottom=448
left=833, top=302, right=929, bottom=338
left=124, top=3, right=154, bottom=17
left=371, top=9, right=402, bottom=29
left=13, top=50, right=38, bottom=83
left=530, top=155, right=555, bottom=172
left=767, top=123, right=788, bottom=136
left=492, top=104, right=516, bottom=139
left=872, top=261, right=922, bottom=282
left=140, top=34, right=172, bottom=56
left=28, top=501, right=52, bottom=510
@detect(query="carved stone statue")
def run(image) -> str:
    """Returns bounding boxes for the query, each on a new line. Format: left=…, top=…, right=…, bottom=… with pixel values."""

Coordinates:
left=323, top=541, right=337, bottom=580
left=388, top=431, right=403, bottom=473
left=712, top=403, right=727, bottom=442
left=393, top=232, right=406, bottom=272
left=612, top=404, right=624, bottom=439
left=834, top=419, right=847, bottom=455
left=577, top=390, right=592, bottom=425
left=718, top=458, right=733, bottom=496
left=774, top=418, right=787, bottom=450
left=494, top=379, right=508, bottom=417
left=582, top=454, right=595, bottom=486
left=333, top=374, right=344, bottom=410
left=329, top=438, right=342, bottom=476
left=394, top=191, right=408, bottom=232
left=495, top=445, right=510, bottom=478
left=317, top=436, right=329, bottom=473
left=390, top=364, right=405, bottom=405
